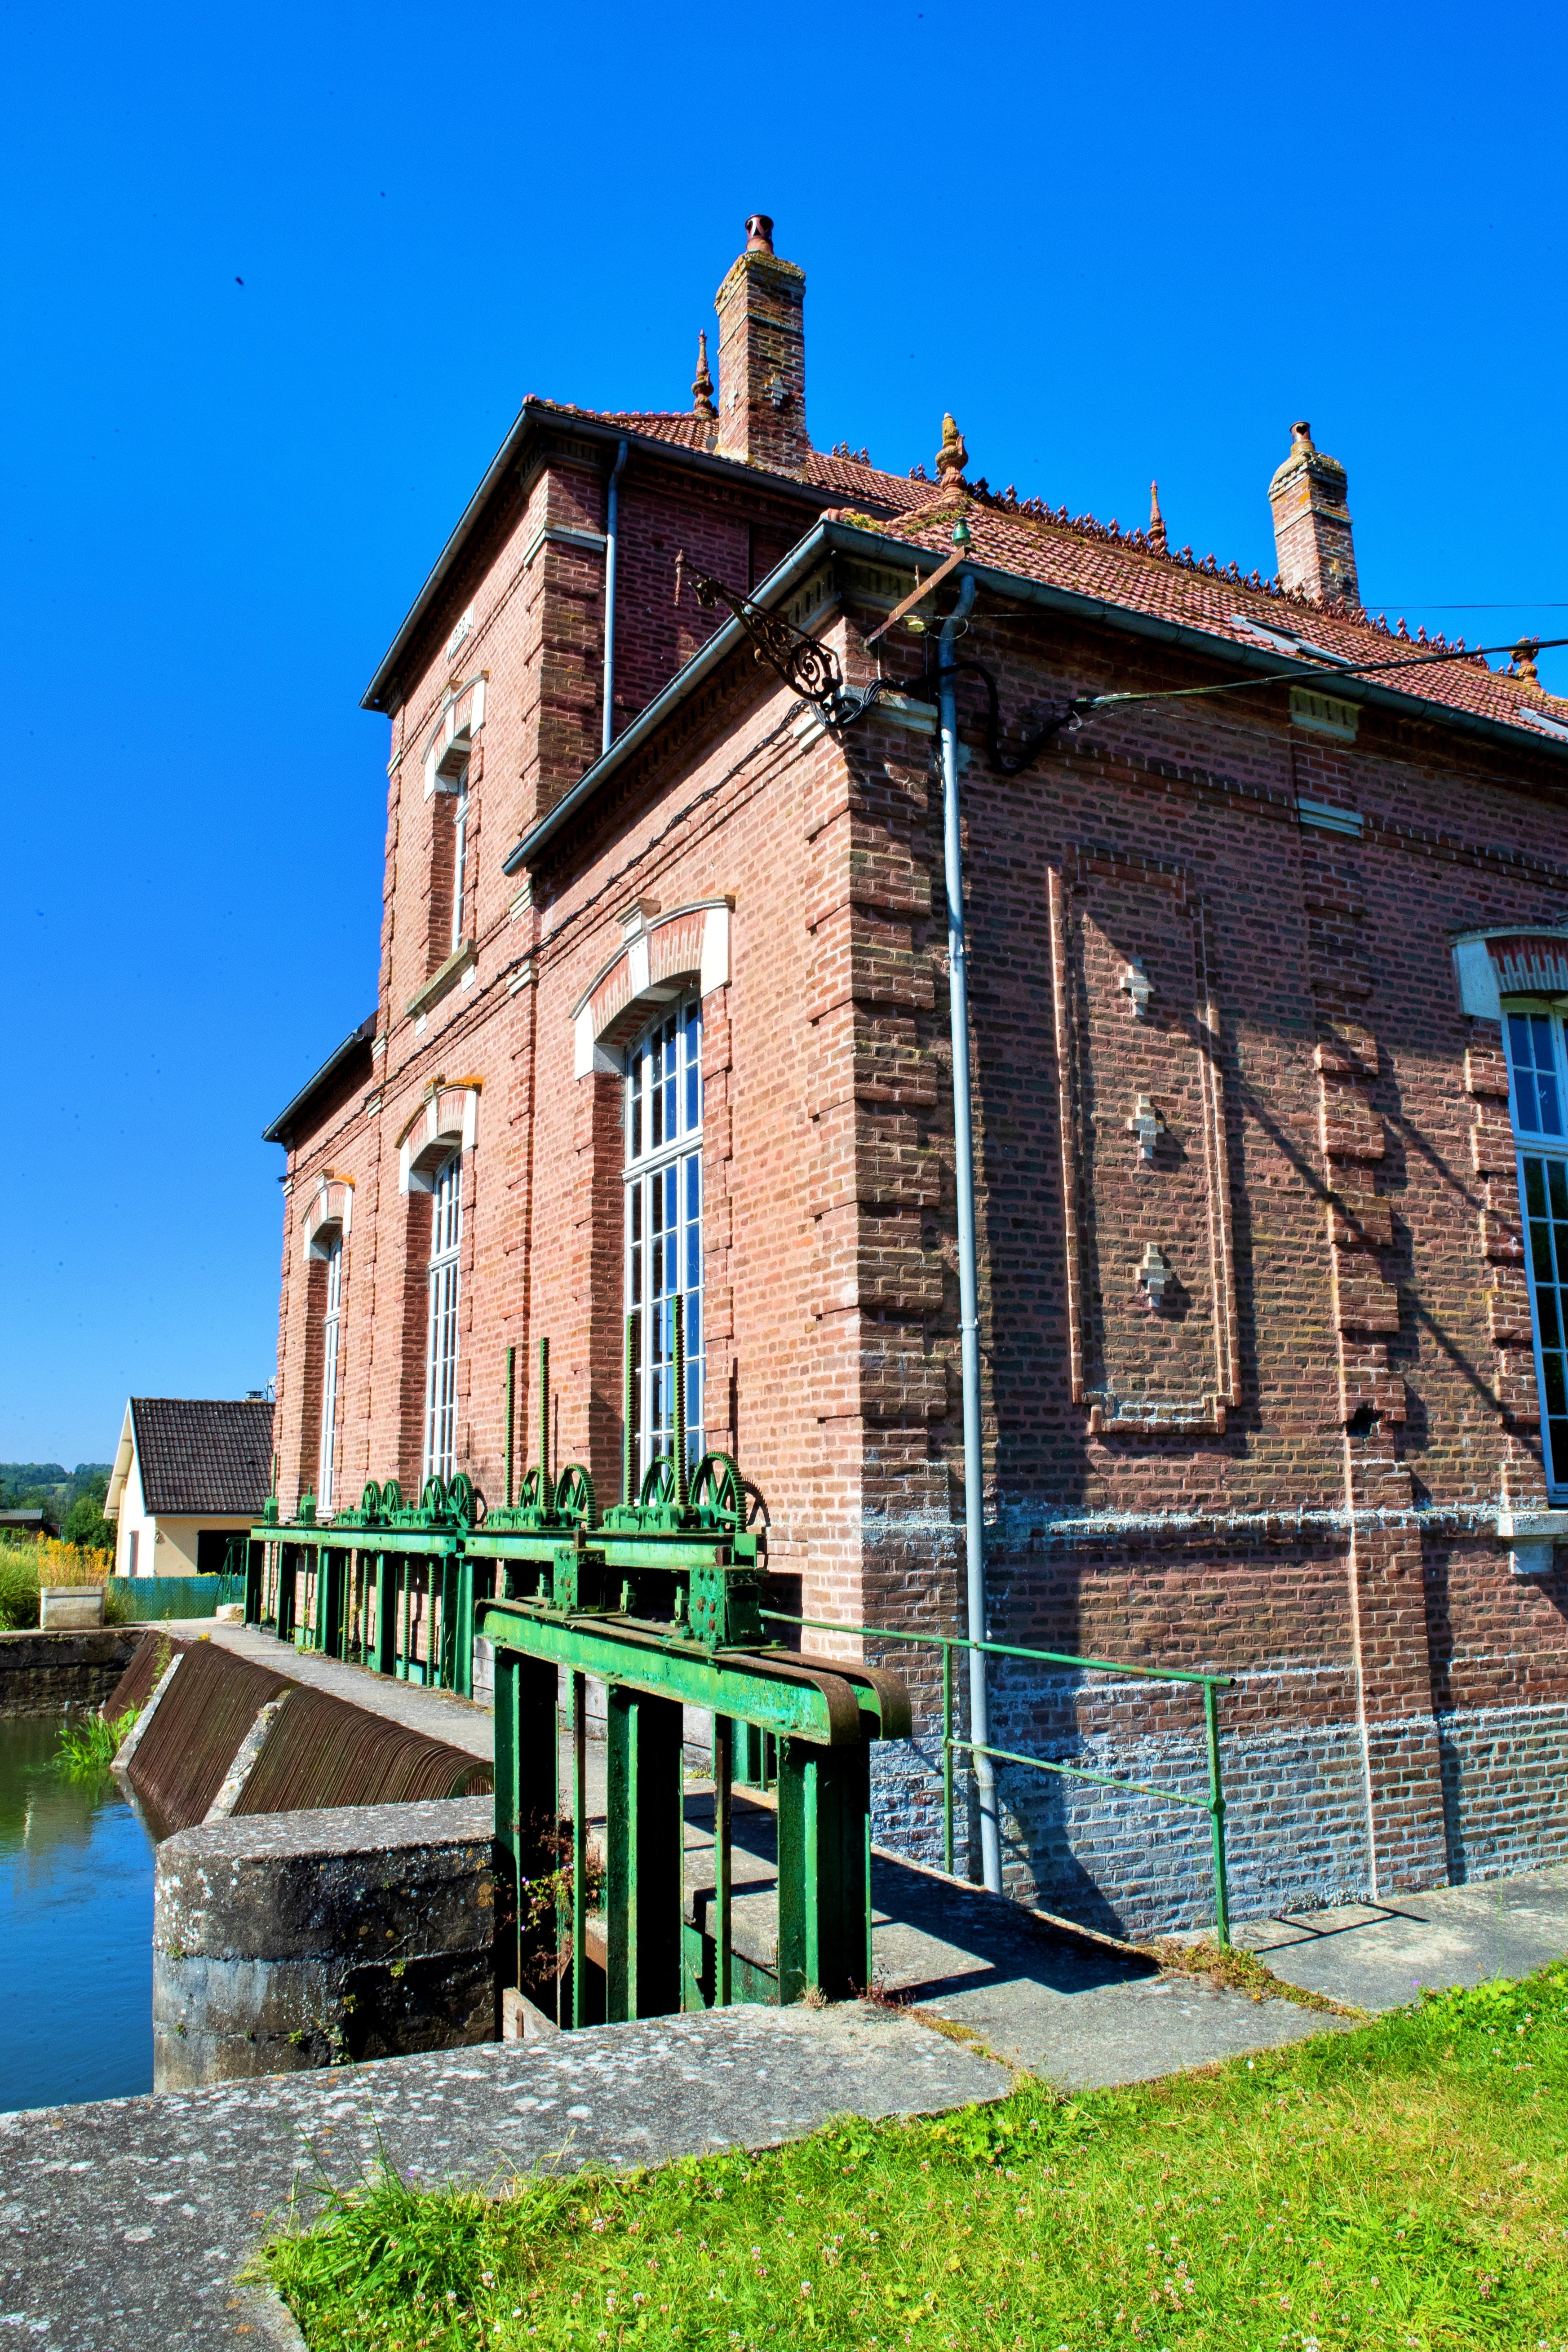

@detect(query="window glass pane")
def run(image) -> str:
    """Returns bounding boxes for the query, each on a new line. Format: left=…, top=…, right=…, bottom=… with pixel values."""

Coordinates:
left=1532, top=1218, right=1556, bottom=1284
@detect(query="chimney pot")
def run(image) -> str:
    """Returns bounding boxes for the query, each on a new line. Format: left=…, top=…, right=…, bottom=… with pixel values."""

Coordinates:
left=745, top=214, right=775, bottom=253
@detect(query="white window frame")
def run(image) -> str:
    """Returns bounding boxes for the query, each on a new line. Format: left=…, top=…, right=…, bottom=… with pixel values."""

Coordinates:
left=318, top=1234, right=343, bottom=1511
left=1503, top=1001, right=1568, bottom=1502
left=423, top=1148, right=462, bottom=1486
left=624, top=994, right=704, bottom=1493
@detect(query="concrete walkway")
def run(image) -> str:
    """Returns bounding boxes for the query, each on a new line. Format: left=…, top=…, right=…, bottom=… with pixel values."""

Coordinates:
left=0, top=2004, right=1007, bottom=2352
left=682, top=1790, right=1350, bottom=2089
left=1231, top=1862, right=1568, bottom=2011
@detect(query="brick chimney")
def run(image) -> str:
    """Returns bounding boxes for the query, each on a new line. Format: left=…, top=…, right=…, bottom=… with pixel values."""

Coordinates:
left=713, top=214, right=810, bottom=475
left=1268, top=421, right=1360, bottom=609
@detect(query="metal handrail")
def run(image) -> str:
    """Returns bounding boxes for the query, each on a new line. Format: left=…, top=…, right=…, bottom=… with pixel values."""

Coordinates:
left=762, top=1609, right=1233, bottom=1946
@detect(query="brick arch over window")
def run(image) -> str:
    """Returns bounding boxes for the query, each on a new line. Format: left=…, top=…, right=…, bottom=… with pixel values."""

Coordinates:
left=301, top=1173, right=355, bottom=1261
left=397, top=1080, right=482, bottom=1192
left=1453, top=921, right=1568, bottom=1019
left=419, top=672, right=488, bottom=800
left=572, top=899, right=731, bottom=1076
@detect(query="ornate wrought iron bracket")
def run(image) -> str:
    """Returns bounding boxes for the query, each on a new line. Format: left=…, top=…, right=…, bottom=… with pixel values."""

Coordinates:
left=681, top=558, right=884, bottom=733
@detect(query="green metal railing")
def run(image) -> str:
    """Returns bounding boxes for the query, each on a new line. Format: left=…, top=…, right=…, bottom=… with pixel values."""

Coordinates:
left=762, top=1611, right=1234, bottom=1946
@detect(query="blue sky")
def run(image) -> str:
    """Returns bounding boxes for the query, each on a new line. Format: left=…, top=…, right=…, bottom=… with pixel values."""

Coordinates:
left=3, top=0, right=1563, bottom=1465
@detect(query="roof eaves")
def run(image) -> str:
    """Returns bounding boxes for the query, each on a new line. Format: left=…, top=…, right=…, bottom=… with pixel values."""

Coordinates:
left=832, top=521, right=1568, bottom=773
left=261, top=1013, right=377, bottom=1147
left=505, top=515, right=1568, bottom=880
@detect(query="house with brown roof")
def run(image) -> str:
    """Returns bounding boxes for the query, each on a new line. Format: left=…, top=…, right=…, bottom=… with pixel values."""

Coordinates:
left=261, top=213, right=1568, bottom=1932
left=105, top=1398, right=274, bottom=1579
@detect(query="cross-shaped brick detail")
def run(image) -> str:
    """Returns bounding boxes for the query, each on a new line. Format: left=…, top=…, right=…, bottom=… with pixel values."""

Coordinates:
left=1126, top=1092, right=1165, bottom=1164
left=1120, top=960, right=1154, bottom=1018
left=1138, top=1242, right=1172, bottom=1307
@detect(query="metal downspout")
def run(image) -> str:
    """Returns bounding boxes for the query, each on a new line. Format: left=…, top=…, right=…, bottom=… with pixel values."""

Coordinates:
left=938, top=567, right=1001, bottom=1894
left=602, top=438, right=629, bottom=757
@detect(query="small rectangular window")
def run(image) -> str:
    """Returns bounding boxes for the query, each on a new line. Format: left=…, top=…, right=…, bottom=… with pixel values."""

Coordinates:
left=129, top=1529, right=139, bottom=1577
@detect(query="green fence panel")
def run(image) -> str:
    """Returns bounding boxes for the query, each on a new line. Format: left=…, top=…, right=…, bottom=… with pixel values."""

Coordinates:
left=111, top=1572, right=245, bottom=1621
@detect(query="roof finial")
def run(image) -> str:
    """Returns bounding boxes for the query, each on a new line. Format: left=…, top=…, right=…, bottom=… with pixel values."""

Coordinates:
left=1512, top=638, right=1541, bottom=687
left=1148, top=480, right=1168, bottom=554
left=692, top=329, right=716, bottom=418
left=936, top=413, right=968, bottom=486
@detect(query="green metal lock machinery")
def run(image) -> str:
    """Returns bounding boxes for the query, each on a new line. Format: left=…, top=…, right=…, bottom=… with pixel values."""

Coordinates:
left=248, top=1302, right=911, bottom=2024
left=477, top=1303, right=910, bottom=2023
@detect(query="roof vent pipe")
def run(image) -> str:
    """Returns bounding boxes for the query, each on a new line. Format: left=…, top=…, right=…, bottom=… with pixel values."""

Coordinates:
left=938, top=561, right=1001, bottom=1896
left=602, top=439, right=629, bottom=756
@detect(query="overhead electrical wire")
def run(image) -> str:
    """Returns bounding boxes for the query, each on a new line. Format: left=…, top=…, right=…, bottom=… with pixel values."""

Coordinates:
left=1077, top=635, right=1568, bottom=717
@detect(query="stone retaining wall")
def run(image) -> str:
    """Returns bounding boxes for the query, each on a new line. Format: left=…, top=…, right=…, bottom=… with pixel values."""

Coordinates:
left=0, top=1626, right=142, bottom=1716
left=154, top=1797, right=496, bottom=2088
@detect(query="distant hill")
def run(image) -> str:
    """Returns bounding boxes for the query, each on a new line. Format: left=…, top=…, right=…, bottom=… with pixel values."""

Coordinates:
left=0, top=1462, right=113, bottom=1513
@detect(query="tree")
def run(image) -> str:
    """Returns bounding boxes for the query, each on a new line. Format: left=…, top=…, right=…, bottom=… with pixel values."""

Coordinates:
left=62, top=1493, right=115, bottom=1557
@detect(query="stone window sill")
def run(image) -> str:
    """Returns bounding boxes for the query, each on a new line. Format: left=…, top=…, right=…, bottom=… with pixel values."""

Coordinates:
left=406, top=939, right=475, bottom=1022
left=1498, top=1509, right=1568, bottom=1576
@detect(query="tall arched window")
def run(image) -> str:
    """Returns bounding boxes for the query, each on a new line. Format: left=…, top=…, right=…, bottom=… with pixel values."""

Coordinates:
left=625, top=995, right=703, bottom=1489
left=318, top=1234, right=343, bottom=1510
left=424, top=1148, right=462, bottom=1484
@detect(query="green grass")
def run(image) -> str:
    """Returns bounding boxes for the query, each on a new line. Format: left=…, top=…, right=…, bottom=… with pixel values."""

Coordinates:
left=262, top=1960, right=1568, bottom=2351
left=54, top=1707, right=136, bottom=1777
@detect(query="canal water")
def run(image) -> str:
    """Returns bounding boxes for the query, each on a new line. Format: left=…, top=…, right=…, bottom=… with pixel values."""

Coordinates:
left=0, top=1713, right=155, bottom=2113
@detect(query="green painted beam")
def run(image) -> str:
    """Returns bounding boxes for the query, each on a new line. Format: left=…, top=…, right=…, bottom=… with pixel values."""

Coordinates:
left=251, top=1523, right=464, bottom=1560
left=476, top=1601, right=867, bottom=1745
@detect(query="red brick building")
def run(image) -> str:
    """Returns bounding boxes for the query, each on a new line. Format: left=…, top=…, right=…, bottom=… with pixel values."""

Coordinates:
left=265, top=215, right=1568, bottom=1930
